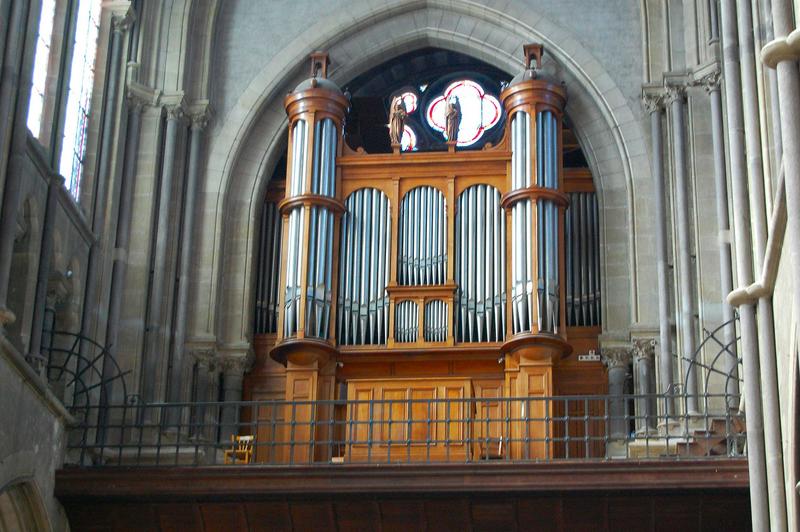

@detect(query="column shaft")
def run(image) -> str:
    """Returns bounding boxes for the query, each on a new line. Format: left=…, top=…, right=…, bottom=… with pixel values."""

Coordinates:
left=768, top=0, right=800, bottom=526
left=719, top=1, right=769, bottom=528
left=707, top=83, right=739, bottom=405
left=168, top=116, right=205, bottom=407
left=0, top=0, right=38, bottom=325
left=141, top=108, right=182, bottom=404
left=736, top=1, right=787, bottom=527
left=668, top=90, right=699, bottom=413
left=648, top=105, right=675, bottom=414
left=104, top=99, right=143, bottom=400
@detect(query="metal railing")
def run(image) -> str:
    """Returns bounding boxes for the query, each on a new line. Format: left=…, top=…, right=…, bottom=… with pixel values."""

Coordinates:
left=65, top=392, right=745, bottom=467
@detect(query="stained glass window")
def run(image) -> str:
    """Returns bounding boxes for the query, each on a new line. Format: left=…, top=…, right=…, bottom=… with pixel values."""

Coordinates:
left=426, top=80, right=501, bottom=146
left=401, top=125, right=417, bottom=151
left=27, top=0, right=57, bottom=140
left=59, top=0, right=102, bottom=199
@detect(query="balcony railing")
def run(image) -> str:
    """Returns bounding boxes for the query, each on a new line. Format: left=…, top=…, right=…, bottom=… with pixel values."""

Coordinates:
left=65, top=392, right=745, bottom=467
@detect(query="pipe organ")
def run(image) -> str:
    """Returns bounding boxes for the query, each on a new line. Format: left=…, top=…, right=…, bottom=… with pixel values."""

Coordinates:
left=248, top=47, right=606, bottom=462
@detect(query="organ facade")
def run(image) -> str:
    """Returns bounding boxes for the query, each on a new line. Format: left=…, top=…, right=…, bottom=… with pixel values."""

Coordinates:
left=246, top=46, right=606, bottom=462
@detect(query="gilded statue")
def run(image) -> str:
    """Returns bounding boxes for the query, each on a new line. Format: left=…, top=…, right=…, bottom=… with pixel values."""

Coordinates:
left=388, top=96, right=407, bottom=145
left=445, top=96, right=461, bottom=142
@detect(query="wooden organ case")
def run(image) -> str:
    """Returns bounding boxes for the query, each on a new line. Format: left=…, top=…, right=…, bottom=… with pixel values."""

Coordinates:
left=244, top=47, right=606, bottom=463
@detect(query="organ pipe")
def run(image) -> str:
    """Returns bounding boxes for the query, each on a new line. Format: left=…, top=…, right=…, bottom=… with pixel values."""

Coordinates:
left=501, top=43, right=568, bottom=339
left=424, top=300, right=448, bottom=342
left=565, top=191, right=601, bottom=327
left=254, top=201, right=282, bottom=334
left=395, top=300, right=419, bottom=342
left=337, top=188, right=391, bottom=345
left=398, top=186, right=446, bottom=285
left=455, top=184, right=506, bottom=342
left=278, top=51, right=348, bottom=344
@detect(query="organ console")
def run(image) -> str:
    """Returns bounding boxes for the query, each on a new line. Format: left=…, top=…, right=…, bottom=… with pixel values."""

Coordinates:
left=245, top=46, right=606, bottom=462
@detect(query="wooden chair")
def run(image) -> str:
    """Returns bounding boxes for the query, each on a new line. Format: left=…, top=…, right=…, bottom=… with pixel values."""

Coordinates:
left=224, top=435, right=254, bottom=464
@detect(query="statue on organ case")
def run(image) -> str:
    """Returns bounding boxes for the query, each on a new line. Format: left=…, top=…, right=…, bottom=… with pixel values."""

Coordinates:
left=388, top=96, right=407, bottom=146
left=445, top=96, right=461, bottom=142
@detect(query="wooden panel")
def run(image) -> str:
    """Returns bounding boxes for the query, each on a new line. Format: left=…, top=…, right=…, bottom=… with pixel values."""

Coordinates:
left=289, top=501, right=336, bottom=531
left=471, top=501, right=516, bottom=532
left=200, top=503, right=248, bottom=532
left=244, top=502, right=292, bottom=532
left=517, top=498, right=561, bottom=532
left=157, top=503, right=203, bottom=532
left=333, top=500, right=380, bottom=532
left=347, top=377, right=472, bottom=461
left=379, top=500, right=425, bottom=532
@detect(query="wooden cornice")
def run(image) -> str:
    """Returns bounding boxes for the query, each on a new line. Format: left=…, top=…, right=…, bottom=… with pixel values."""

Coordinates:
left=55, top=460, right=749, bottom=501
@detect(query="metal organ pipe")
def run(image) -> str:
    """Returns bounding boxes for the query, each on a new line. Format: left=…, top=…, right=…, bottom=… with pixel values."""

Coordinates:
left=511, top=112, right=533, bottom=334
left=535, top=111, right=560, bottom=334
left=283, top=118, right=337, bottom=339
left=424, top=300, right=448, bottom=342
left=395, top=300, right=419, bottom=343
left=255, top=201, right=282, bottom=334
left=337, top=188, right=391, bottom=345
left=564, top=191, right=601, bottom=327
left=455, top=184, right=506, bottom=342
left=398, top=186, right=446, bottom=285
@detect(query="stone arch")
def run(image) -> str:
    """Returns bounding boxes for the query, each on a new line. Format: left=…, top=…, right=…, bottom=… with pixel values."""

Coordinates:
left=191, top=0, right=654, bottom=350
left=0, top=478, right=50, bottom=532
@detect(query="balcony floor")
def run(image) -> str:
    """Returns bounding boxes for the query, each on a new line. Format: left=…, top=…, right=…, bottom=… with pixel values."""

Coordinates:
left=56, top=459, right=750, bottom=531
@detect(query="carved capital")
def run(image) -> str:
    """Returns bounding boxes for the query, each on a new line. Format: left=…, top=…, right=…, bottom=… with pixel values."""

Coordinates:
left=126, top=91, right=148, bottom=114
left=602, top=347, right=632, bottom=369
left=189, top=348, right=216, bottom=368
left=631, top=338, right=656, bottom=362
left=664, top=85, right=687, bottom=105
left=165, top=104, right=185, bottom=122
left=190, top=112, right=210, bottom=131
left=696, top=70, right=721, bottom=94
left=641, top=93, right=663, bottom=114
left=112, top=11, right=135, bottom=34
left=221, top=355, right=250, bottom=376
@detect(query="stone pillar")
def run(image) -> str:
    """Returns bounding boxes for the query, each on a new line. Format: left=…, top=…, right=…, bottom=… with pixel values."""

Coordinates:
left=0, top=0, right=41, bottom=328
left=168, top=107, right=210, bottom=410
left=643, top=93, right=675, bottom=415
left=762, top=0, right=800, bottom=529
left=104, top=93, right=145, bottom=401
left=189, top=350, right=213, bottom=441
left=602, top=347, right=631, bottom=456
left=141, top=103, right=184, bottom=405
left=631, top=338, right=657, bottom=433
left=219, top=355, right=248, bottom=445
left=719, top=1, right=769, bottom=528
left=27, top=173, right=65, bottom=373
left=78, top=12, right=131, bottom=344
left=699, top=71, right=739, bottom=407
left=665, top=84, right=699, bottom=414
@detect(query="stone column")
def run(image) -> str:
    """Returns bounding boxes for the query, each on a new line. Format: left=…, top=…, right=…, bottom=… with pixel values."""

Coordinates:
left=27, top=173, right=65, bottom=372
left=104, top=93, right=145, bottom=401
left=643, top=93, right=675, bottom=415
left=699, top=71, right=739, bottom=407
left=219, top=355, right=248, bottom=446
left=0, top=0, right=40, bottom=328
left=189, top=349, right=214, bottom=441
left=764, top=0, right=800, bottom=529
left=78, top=12, right=131, bottom=345
left=735, top=4, right=787, bottom=526
left=632, top=338, right=657, bottom=433
left=602, top=347, right=631, bottom=456
left=719, top=1, right=769, bottom=528
left=167, top=108, right=210, bottom=409
left=141, top=103, right=184, bottom=405
left=665, top=84, right=699, bottom=414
